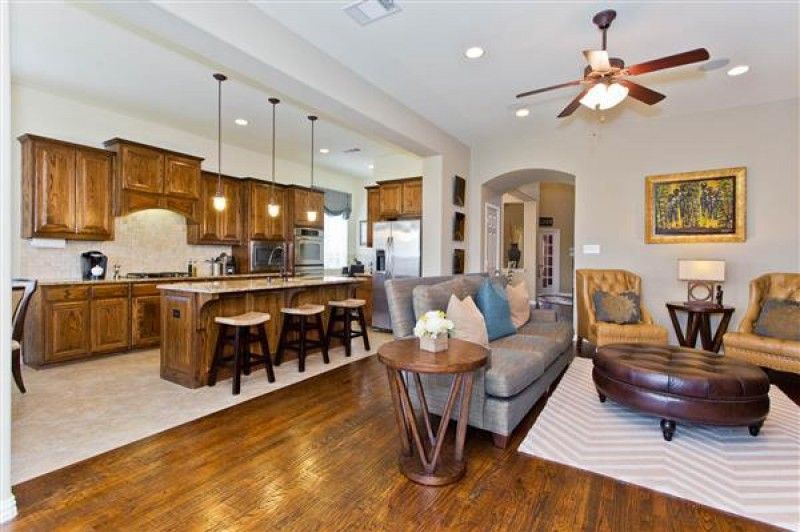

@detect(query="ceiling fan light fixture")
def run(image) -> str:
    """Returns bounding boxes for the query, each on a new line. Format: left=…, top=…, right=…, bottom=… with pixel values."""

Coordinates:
left=579, top=82, right=628, bottom=111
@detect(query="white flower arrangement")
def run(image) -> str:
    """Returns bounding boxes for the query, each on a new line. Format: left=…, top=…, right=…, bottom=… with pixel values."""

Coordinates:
left=413, top=310, right=454, bottom=339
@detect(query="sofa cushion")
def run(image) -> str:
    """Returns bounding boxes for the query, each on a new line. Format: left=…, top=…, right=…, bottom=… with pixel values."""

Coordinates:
left=475, top=280, right=516, bottom=342
left=593, top=291, right=642, bottom=324
left=446, top=294, right=488, bottom=347
left=517, top=320, right=573, bottom=353
left=485, top=336, right=561, bottom=398
left=506, top=281, right=530, bottom=329
left=412, top=278, right=465, bottom=320
left=754, top=298, right=800, bottom=341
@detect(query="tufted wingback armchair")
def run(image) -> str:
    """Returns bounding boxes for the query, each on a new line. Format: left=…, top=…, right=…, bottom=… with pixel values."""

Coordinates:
left=723, top=273, right=800, bottom=373
left=576, top=269, right=668, bottom=351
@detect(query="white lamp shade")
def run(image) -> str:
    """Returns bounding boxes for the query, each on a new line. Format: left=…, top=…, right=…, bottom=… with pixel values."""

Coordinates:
left=677, top=259, right=726, bottom=282
left=579, top=82, right=629, bottom=111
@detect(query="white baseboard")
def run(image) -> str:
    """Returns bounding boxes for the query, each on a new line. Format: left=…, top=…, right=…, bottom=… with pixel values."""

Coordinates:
left=0, top=494, right=17, bottom=523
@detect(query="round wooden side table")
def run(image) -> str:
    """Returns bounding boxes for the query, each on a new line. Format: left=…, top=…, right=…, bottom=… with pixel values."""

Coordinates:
left=378, top=337, right=489, bottom=486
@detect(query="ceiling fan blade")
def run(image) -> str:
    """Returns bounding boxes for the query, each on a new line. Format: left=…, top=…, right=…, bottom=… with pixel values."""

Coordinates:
left=583, top=49, right=611, bottom=72
left=557, top=87, right=591, bottom=118
left=625, top=48, right=710, bottom=76
left=516, top=80, right=583, bottom=99
left=617, top=79, right=666, bottom=105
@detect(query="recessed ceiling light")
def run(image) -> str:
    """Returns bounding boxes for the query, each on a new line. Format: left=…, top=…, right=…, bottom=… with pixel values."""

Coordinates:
left=464, top=47, right=485, bottom=59
left=234, top=118, right=248, bottom=126
left=319, top=148, right=330, bottom=154
left=727, top=65, right=749, bottom=77
left=515, top=108, right=530, bottom=118
left=368, top=164, right=374, bottom=169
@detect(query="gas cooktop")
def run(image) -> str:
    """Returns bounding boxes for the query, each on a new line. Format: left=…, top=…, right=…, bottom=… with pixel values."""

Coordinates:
left=125, top=272, right=191, bottom=279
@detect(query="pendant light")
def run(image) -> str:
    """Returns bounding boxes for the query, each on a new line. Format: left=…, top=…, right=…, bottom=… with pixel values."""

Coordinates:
left=267, top=98, right=281, bottom=218
left=212, top=73, right=227, bottom=212
left=306, top=115, right=318, bottom=223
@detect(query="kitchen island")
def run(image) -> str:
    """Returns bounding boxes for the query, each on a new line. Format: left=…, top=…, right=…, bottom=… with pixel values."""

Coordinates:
left=157, top=277, right=361, bottom=388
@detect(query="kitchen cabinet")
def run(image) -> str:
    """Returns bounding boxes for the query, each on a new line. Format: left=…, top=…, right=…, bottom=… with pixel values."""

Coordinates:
left=19, top=135, right=114, bottom=240
left=401, top=180, right=422, bottom=216
left=187, top=172, right=243, bottom=245
left=366, top=186, right=379, bottom=247
left=354, top=276, right=374, bottom=325
left=104, top=138, right=202, bottom=221
left=47, top=300, right=91, bottom=363
left=131, top=284, right=161, bottom=348
left=247, top=180, right=286, bottom=241
left=90, top=285, right=130, bottom=354
left=290, top=187, right=324, bottom=229
left=378, top=183, right=402, bottom=218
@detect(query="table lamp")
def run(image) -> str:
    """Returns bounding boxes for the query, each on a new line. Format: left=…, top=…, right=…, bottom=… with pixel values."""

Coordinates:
left=677, top=259, right=726, bottom=306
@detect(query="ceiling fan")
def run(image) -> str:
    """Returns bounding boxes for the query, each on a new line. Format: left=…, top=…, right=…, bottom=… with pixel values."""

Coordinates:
left=516, top=9, right=710, bottom=118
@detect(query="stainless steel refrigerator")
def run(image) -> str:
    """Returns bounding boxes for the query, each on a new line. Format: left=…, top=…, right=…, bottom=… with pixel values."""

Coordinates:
left=372, top=220, right=422, bottom=331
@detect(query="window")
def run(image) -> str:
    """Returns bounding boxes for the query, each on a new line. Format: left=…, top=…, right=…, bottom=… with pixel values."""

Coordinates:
left=324, top=212, right=348, bottom=269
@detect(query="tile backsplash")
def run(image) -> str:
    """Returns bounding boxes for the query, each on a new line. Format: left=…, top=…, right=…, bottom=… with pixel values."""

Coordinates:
left=16, top=209, right=230, bottom=280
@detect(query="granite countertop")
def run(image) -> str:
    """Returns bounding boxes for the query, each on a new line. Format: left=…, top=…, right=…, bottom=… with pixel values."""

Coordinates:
left=36, top=272, right=283, bottom=287
left=156, top=276, right=361, bottom=294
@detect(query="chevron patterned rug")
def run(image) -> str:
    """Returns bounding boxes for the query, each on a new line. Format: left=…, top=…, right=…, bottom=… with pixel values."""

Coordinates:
left=518, top=357, right=800, bottom=530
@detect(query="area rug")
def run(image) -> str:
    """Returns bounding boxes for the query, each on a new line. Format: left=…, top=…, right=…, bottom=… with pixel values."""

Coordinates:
left=518, top=357, right=800, bottom=530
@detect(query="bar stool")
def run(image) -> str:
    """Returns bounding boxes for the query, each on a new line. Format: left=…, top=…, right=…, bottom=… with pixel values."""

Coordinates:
left=325, top=299, right=370, bottom=357
left=209, top=311, right=275, bottom=395
left=275, top=304, right=328, bottom=372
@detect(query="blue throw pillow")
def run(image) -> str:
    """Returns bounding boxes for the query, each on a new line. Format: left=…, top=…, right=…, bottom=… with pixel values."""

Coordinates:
left=475, top=279, right=516, bottom=341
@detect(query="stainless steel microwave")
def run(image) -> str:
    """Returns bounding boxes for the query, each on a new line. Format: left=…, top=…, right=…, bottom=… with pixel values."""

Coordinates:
left=250, top=240, right=287, bottom=273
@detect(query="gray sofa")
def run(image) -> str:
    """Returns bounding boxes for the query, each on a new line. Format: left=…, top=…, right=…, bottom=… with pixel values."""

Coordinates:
left=384, top=274, right=575, bottom=448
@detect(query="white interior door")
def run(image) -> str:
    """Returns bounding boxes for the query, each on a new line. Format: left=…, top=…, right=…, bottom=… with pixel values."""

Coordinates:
left=484, top=203, right=500, bottom=273
left=537, top=228, right=560, bottom=295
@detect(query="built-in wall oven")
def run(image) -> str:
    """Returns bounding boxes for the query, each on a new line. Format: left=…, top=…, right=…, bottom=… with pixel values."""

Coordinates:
left=249, top=240, right=287, bottom=273
left=294, top=228, right=324, bottom=277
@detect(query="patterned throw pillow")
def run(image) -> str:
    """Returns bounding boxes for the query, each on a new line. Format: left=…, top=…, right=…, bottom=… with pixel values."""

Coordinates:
left=754, top=299, right=800, bottom=341
left=593, top=291, right=642, bottom=325
left=475, top=279, right=517, bottom=341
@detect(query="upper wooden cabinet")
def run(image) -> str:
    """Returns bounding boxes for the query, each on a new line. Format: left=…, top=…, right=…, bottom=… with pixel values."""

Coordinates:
left=366, top=177, right=422, bottom=236
left=378, top=183, right=402, bottom=217
left=290, top=186, right=324, bottom=229
left=104, top=138, right=202, bottom=221
left=401, top=179, right=422, bottom=216
left=187, top=172, right=243, bottom=245
left=19, top=135, right=114, bottom=240
left=247, top=180, right=286, bottom=241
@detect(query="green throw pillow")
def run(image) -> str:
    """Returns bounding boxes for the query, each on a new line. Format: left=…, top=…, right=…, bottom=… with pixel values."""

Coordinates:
left=593, top=291, right=642, bottom=325
left=754, top=299, right=800, bottom=341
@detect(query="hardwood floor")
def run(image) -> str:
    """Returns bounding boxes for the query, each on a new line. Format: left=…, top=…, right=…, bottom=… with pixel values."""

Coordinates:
left=8, top=352, right=793, bottom=531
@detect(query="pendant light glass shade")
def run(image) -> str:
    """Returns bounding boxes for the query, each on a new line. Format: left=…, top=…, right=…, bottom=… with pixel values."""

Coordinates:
left=267, top=97, right=280, bottom=218
left=307, top=115, right=318, bottom=222
left=212, top=73, right=227, bottom=212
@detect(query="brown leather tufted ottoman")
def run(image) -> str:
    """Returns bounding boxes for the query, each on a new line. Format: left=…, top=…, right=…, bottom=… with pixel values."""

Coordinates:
left=593, top=344, right=770, bottom=441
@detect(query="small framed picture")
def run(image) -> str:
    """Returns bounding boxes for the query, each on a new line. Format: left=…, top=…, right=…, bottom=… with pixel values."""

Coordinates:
left=453, top=249, right=465, bottom=274
left=453, top=175, right=466, bottom=207
left=359, top=220, right=368, bottom=246
left=453, top=212, right=465, bottom=241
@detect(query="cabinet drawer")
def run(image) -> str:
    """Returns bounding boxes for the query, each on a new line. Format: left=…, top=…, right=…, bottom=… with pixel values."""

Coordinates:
left=132, top=283, right=161, bottom=297
left=91, top=285, right=130, bottom=299
left=44, top=286, right=90, bottom=302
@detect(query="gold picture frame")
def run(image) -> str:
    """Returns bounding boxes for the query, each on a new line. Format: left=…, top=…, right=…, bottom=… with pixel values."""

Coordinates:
left=645, top=167, right=746, bottom=244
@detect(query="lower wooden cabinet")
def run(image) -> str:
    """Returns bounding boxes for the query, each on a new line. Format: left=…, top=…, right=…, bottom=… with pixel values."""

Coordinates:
left=131, top=284, right=161, bottom=348
left=45, top=300, right=91, bottom=363
left=354, top=276, right=374, bottom=326
left=90, top=296, right=130, bottom=354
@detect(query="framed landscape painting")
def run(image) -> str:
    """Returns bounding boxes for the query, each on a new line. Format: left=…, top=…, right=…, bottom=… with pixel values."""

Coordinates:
left=645, top=167, right=746, bottom=244
left=453, top=175, right=466, bottom=207
left=453, top=249, right=465, bottom=274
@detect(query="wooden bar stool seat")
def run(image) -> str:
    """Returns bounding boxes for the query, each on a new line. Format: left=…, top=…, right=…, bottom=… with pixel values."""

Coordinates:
left=209, top=311, right=275, bottom=395
left=275, top=305, right=328, bottom=372
left=325, top=299, right=370, bottom=357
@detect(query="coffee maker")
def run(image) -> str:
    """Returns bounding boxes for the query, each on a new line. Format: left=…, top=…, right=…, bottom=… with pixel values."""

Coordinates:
left=81, top=251, right=108, bottom=281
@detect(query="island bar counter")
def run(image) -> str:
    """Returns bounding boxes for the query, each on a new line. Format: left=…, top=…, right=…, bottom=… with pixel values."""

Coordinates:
left=157, top=277, right=361, bottom=388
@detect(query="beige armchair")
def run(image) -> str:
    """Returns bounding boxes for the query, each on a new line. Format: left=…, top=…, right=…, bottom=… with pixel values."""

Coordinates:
left=576, top=269, right=668, bottom=351
left=723, top=273, right=800, bottom=373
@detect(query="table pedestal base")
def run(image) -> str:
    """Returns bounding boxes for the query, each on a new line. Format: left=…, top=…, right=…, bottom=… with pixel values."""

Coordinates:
left=399, top=453, right=465, bottom=486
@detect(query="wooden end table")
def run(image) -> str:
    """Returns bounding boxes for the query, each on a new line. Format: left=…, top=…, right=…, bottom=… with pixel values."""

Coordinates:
left=665, top=302, right=735, bottom=353
left=378, top=338, right=489, bottom=486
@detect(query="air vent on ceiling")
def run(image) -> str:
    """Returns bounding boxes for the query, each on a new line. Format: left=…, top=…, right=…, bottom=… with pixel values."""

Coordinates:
left=344, top=0, right=401, bottom=26
left=343, top=147, right=362, bottom=154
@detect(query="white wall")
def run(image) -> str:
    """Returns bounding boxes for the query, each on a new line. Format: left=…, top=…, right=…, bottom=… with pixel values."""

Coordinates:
left=11, top=84, right=366, bottom=279
left=0, top=1, right=16, bottom=523
left=470, top=99, right=800, bottom=338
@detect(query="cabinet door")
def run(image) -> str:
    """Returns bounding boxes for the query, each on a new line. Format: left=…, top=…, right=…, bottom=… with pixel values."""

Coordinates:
left=75, top=149, right=114, bottom=239
left=401, top=180, right=422, bottom=216
left=45, top=300, right=90, bottom=362
left=249, top=182, right=271, bottom=240
left=131, top=295, right=161, bottom=348
left=379, top=184, right=402, bottom=217
left=120, top=144, right=164, bottom=194
left=196, top=174, right=222, bottom=241
left=366, top=188, right=380, bottom=247
left=293, top=189, right=309, bottom=226
left=90, top=297, right=130, bottom=353
left=267, top=186, right=286, bottom=240
left=164, top=154, right=200, bottom=199
left=219, top=178, right=242, bottom=243
left=307, top=191, right=324, bottom=228
left=33, top=140, right=76, bottom=235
